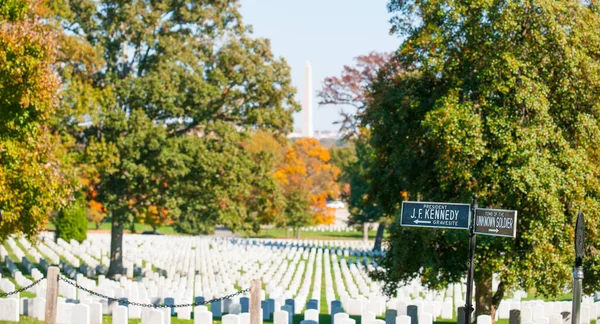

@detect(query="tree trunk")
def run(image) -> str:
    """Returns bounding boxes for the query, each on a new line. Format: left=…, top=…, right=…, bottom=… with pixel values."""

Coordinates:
left=286, top=227, right=290, bottom=238
left=95, top=222, right=100, bottom=230
left=475, top=276, right=505, bottom=324
left=295, top=227, right=301, bottom=239
left=373, top=222, right=386, bottom=251
left=362, top=222, right=369, bottom=242
left=107, top=217, right=124, bottom=279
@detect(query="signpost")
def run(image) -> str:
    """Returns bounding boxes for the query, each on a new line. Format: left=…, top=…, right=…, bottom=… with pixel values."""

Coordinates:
left=572, top=212, right=585, bottom=324
left=398, top=196, right=519, bottom=324
left=400, top=201, right=471, bottom=230
left=473, top=208, right=517, bottom=238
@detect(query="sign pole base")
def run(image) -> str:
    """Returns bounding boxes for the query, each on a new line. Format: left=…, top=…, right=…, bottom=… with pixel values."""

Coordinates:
left=464, top=194, right=478, bottom=324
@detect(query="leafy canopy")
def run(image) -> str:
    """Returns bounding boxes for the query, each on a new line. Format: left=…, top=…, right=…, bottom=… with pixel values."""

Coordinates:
left=0, top=0, right=72, bottom=241
left=367, top=0, right=600, bottom=312
left=54, top=0, right=298, bottom=275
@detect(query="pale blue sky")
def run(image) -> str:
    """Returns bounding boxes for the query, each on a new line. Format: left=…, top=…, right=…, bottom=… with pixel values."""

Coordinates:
left=239, top=0, right=400, bottom=133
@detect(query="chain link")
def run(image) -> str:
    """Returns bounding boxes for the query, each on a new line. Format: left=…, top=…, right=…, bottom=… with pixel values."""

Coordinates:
left=59, top=276, right=250, bottom=309
left=0, top=277, right=44, bottom=298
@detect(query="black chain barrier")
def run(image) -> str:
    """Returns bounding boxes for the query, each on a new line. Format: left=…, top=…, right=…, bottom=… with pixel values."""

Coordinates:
left=0, top=277, right=44, bottom=298
left=59, top=276, right=250, bottom=309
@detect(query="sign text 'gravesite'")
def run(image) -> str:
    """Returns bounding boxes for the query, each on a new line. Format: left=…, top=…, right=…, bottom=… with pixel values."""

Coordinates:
left=400, top=201, right=471, bottom=230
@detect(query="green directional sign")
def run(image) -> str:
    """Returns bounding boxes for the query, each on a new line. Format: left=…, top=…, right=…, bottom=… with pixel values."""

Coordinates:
left=400, top=201, right=471, bottom=230
left=473, top=208, right=517, bottom=238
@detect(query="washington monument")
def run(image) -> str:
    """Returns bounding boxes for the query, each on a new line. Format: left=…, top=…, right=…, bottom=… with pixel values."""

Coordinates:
left=302, top=61, right=314, bottom=138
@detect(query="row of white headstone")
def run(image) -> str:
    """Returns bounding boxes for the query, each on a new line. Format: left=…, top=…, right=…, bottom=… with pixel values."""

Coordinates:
left=2, top=233, right=600, bottom=324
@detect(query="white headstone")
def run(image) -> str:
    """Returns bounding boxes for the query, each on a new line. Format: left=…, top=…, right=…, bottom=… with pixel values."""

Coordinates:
left=535, top=317, right=550, bottom=324
left=72, top=304, right=91, bottom=324
left=113, top=305, right=128, bottom=324
left=419, top=313, right=433, bottom=324
left=90, top=302, right=102, bottom=324
left=477, top=315, right=492, bottom=324
left=178, top=306, right=192, bottom=320
left=0, top=298, right=19, bottom=322
left=223, top=314, right=241, bottom=324
left=240, top=312, right=251, bottom=324
left=334, top=312, right=350, bottom=324
left=397, top=301, right=408, bottom=316
left=144, top=308, right=164, bottom=324
left=274, top=310, right=289, bottom=324
left=194, top=310, right=213, bottom=324
left=305, top=309, right=319, bottom=322
left=396, top=315, right=412, bottom=324
left=522, top=307, right=534, bottom=323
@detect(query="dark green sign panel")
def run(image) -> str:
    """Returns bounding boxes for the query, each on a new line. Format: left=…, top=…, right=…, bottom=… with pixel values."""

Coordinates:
left=473, top=208, right=517, bottom=238
left=400, top=201, right=470, bottom=230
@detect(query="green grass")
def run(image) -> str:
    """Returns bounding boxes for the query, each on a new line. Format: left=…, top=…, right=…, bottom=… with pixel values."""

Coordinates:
left=244, top=228, right=379, bottom=240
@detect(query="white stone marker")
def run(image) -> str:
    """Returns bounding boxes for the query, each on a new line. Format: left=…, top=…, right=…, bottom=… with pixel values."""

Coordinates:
left=223, top=314, right=241, bottom=324
left=72, top=304, right=91, bottom=324
left=581, top=305, right=591, bottom=324
left=90, top=302, right=103, bottom=324
left=113, top=305, right=128, bottom=324
left=305, top=309, right=319, bottom=322
left=477, top=315, right=492, bottom=324
left=522, top=307, right=534, bottom=323
left=33, top=297, right=46, bottom=320
left=194, top=310, right=213, bottom=324
left=419, top=313, right=433, bottom=324
left=143, top=308, right=164, bottom=324
left=240, top=312, right=250, bottom=324
left=334, top=312, right=350, bottom=324
left=396, top=315, right=412, bottom=324
left=178, top=306, right=191, bottom=320
left=362, top=311, right=376, bottom=324
left=163, top=308, right=172, bottom=324
left=274, top=310, right=289, bottom=324
left=397, top=301, right=408, bottom=316
left=550, top=314, right=563, bottom=324
left=535, top=317, right=550, bottom=324
left=0, top=298, right=19, bottom=321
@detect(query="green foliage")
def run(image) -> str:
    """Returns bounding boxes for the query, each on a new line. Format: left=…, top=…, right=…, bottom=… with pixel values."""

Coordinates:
left=0, top=0, right=72, bottom=241
left=346, top=133, right=383, bottom=226
left=367, top=0, right=600, bottom=313
left=329, top=146, right=357, bottom=185
left=54, top=193, right=88, bottom=243
left=54, top=0, right=298, bottom=276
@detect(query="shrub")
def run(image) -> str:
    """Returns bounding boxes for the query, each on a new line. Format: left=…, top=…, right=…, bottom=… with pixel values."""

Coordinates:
left=54, top=193, right=87, bottom=243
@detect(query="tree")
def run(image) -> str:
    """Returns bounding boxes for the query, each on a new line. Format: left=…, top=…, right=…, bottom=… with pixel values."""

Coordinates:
left=54, top=0, right=298, bottom=278
left=319, top=52, right=392, bottom=138
left=367, top=0, right=600, bottom=321
left=0, top=0, right=72, bottom=241
left=54, top=192, right=88, bottom=243
left=275, top=138, right=340, bottom=238
left=344, top=131, right=384, bottom=245
left=319, top=52, right=392, bottom=247
left=328, top=146, right=356, bottom=201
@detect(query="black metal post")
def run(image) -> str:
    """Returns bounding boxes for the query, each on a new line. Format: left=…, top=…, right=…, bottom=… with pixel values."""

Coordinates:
left=572, top=212, right=585, bottom=324
left=465, top=194, right=478, bottom=324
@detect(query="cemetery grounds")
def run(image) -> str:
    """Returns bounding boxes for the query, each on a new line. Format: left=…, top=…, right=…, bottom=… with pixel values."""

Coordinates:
left=0, top=230, right=593, bottom=324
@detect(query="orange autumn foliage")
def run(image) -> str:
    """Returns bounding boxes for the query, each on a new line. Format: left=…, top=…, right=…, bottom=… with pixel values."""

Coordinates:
left=275, top=138, right=340, bottom=225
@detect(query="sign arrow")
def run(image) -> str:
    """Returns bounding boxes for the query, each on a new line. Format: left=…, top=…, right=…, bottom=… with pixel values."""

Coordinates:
left=488, top=228, right=499, bottom=233
left=414, top=219, right=432, bottom=225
